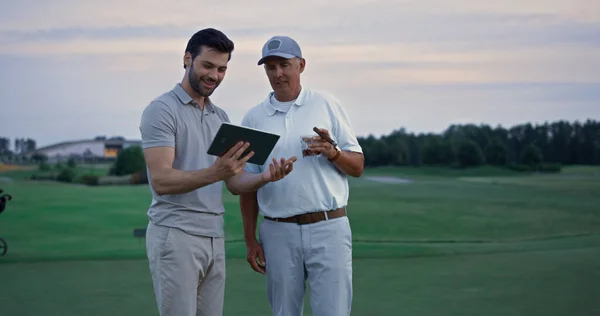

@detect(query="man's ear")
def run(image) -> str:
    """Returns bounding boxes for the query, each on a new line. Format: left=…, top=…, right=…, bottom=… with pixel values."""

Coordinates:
left=183, top=52, right=192, bottom=69
left=298, top=58, right=306, bottom=73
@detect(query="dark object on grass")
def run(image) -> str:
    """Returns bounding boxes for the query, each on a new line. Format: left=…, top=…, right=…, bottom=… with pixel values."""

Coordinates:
left=0, top=188, right=12, bottom=214
left=133, top=228, right=146, bottom=238
left=133, top=228, right=146, bottom=244
left=0, top=188, right=13, bottom=256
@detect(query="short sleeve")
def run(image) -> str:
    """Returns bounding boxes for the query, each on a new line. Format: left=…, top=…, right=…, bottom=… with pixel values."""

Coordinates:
left=330, top=98, right=363, bottom=154
left=139, top=100, right=176, bottom=149
left=240, top=111, right=262, bottom=174
left=216, top=106, right=231, bottom=124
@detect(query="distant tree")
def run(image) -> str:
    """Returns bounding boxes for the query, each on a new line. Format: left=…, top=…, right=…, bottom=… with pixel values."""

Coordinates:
left=24, top=138, right=36, bottom=152
left=484, top=138, right=508, bottom=166
left=422, top=136, right=454, bottom=165
left=57, top=168, right=76, bottom=183
left=0, top=137, right=10, bottom=155
left=67, top=158, right=77, bottom=168
left=389, top=138, right=410, bottom=165
left=31, top=153, right=48, bottom=163
left=111, top=146, right=146, bottom=176
left=520, top=144, right=543, bottom=167
left=454, top=140, right=484, bottom=168
left=354, top=119, right=599, bottom=168
left=14, top=138, right=21, bottom=154
left=39, top=161, right=51, bottom=171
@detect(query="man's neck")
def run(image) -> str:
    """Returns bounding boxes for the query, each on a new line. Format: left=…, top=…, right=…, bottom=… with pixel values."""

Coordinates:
left=181, top=80, right=207, bottom=109
left=274, top=85, right=301, bottom=102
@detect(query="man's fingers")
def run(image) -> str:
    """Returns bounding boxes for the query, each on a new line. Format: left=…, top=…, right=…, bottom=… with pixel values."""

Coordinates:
left=248, top=257, right=264, bottom=274
left=258, top=248, right=266, bottom=267
left=225, top=141, right=245, bottom=158
left=273, top=158, right=281, bottom=179
left=318, top=128, right=330, bottom=136
left=232, top=142, right=251, bottom=160
left=285, top=163, right=294, bottom=175
left=308, top=145, right=325, bottom=153
left=309, top=143, right=331, bottom=152
left=278, top=158, right=286, bottom=171
left=247, top=252, right=265, bottom=274
left=269, top=160, right=276, bottom=179
left=239, top=150, right=255, bottom=164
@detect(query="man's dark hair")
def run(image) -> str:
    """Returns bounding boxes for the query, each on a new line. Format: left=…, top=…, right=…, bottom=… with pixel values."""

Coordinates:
left=184, top=28, right=234, bottom=69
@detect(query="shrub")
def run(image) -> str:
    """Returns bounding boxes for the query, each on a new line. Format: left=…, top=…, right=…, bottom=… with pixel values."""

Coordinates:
left=79, top=174, right=99, bottom=186
left=39, top=162, right=51, bottom=171
left=97, top=175, right=132, bottom=186
left=507, top=164, right=533, bottom=172
left=520, top=144, right=543, bottom=167
left=111, top=146, right=146, bottom=176
left=538, top=163, right=562, bottom=173
left=56, top=168, right=76, bottom=183
left=30, top=173, right=57, bottom=181
left=130, top=171, right=149, bottom=185
left=67, top=158, right=77, bottom=168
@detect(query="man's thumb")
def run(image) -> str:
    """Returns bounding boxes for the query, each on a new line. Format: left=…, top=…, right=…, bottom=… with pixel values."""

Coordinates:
left=259, top=249, right=266, bottom=265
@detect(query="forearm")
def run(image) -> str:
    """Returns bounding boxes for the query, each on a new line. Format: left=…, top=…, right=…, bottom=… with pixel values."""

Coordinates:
left=240, top=192, right=260, bottom=243
left=226, top=171, right=268, bottom=195
left=331, top=151, right=364, bottom=177
left=151, top=166, right=220, bottom=195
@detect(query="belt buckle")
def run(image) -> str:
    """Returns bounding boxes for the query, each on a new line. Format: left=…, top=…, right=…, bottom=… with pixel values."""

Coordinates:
left=295, top=214, right=304, bottom=225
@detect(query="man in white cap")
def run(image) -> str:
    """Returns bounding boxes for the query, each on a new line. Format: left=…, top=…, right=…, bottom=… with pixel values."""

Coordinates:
left=239, top=35, right=364, bottom=316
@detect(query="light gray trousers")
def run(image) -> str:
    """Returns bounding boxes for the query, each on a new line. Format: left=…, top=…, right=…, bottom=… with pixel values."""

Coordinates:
left=259, top=216, right=353, bottom=316
left=146, top=221, right=226, bottom=316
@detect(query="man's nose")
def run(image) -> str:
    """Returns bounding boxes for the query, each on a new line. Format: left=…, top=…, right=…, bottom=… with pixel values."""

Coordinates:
left=207, top=68, right=218, bottom=80
left=275, top=67, right=283, bottom=78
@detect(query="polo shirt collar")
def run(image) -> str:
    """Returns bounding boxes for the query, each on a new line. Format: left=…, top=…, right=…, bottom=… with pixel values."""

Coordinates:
left=263, top=86, right=307, bottom=116
left=173, top=83, right=215, bottom=112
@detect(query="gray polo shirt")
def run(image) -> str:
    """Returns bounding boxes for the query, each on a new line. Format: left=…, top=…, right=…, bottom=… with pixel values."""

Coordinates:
left=139, top=83, right=230, bottom=237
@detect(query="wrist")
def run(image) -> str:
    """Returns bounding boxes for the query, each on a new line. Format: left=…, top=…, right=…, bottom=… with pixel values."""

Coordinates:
left=328, top=146, right=342, bottom=162
left=206, top=165, right=224, bottom=182
left=244, top=235, right=259, bottom=245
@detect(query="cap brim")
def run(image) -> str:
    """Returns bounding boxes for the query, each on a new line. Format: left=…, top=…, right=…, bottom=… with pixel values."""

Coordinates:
left=257, top=52, right=296, bottom=65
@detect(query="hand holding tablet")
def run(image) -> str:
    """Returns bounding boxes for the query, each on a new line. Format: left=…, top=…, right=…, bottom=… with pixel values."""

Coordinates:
left=208, top=123, right=280, bottom=165
left=207, top=123, right=297, bottom=181
left=210, top=141, right=255, bottom=181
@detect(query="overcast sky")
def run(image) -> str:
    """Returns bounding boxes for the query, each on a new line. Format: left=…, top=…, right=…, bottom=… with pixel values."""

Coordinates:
left=1, top=0, right=599, bottom=148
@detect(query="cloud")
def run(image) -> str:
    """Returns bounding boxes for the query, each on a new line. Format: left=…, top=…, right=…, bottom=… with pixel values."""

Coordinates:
left=1, top=0, right=599, bottom=147
left=3, top=0, right=599, bottom=33
left=3, top=10, right=599, bottom=49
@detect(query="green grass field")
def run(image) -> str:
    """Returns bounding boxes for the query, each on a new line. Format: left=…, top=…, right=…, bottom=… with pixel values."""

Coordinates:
left=1, top=165, right=599, bottom=315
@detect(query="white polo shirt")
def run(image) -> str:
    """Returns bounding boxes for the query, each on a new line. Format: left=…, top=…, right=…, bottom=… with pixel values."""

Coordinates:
left=241, top=86, right=363, bottom=218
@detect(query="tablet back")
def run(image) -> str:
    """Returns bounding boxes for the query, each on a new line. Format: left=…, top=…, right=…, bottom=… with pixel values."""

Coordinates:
left=207, top=123, right=280, bottom=166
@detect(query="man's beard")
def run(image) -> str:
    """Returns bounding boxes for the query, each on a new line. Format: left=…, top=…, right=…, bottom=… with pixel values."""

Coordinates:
left=188, top=66, right=219, bottom=97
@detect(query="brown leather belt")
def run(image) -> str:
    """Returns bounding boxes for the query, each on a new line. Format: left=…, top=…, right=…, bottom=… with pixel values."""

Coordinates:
left=264, top=207, right=346, bottom=225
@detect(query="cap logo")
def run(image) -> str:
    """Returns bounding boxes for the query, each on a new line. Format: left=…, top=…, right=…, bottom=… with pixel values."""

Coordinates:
left=267, top=39, right=282, bottom=51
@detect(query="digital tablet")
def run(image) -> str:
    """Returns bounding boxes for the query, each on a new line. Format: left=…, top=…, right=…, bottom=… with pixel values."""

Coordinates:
left=207, top=122, right=280, bottom=165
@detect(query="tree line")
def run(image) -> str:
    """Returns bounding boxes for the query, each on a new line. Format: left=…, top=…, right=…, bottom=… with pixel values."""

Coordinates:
left=0, top=138, right=36, bottom=156
left=357, top=119, right=600, bottom=170
left=2, top=120, right=599, bottom=171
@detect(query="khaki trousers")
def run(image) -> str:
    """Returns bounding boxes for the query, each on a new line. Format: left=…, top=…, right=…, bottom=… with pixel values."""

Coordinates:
left=259, top=216, right=353, bottom=316
left=146, top=221, right=226, bottom=316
